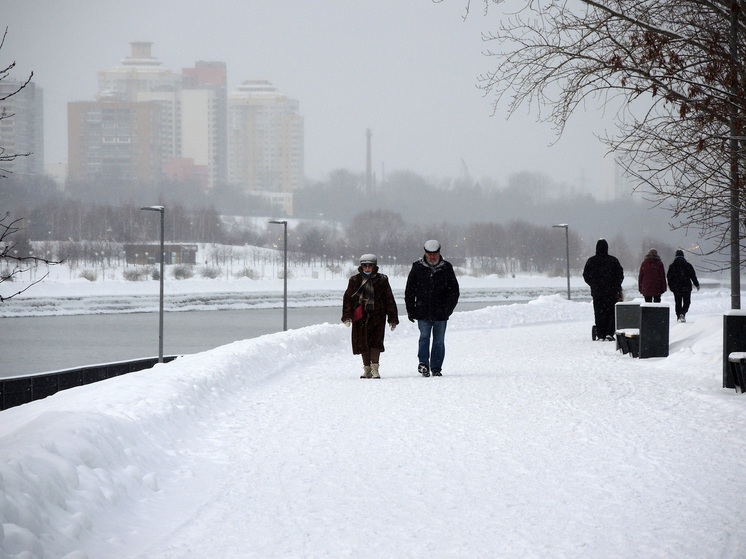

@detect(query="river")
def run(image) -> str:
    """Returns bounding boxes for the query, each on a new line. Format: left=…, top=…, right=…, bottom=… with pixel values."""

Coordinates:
left=2, top=301, right=507, bottom=378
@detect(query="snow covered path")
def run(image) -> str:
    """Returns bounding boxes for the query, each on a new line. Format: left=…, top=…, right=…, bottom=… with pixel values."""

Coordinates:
left=132, top=323, right=743, bottom=558
left=2, top=296, right=746, bottom=558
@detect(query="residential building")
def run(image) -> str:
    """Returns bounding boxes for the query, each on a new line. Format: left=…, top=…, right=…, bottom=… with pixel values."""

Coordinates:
left=97, top=41, right=179, bottom=101
left=228, top=80, right=304, bottom=207
left=181, top=61, right=228, bottom=188
left=70, top=43, right=304, bottom=199
left=68, top=97, right=162, bottom=184
left=88, top=43, right=227, bottom=188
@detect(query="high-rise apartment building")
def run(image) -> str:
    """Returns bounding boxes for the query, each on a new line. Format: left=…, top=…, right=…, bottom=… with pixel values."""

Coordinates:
left=181, top=61, right=227, bottom=188
left=67, top=42, right=177, bottom=186
left=68, top=97, right=162, bottom=184
left=228, top=80, right=304, bottom=198
left=0, top=80, right=44, bottom=177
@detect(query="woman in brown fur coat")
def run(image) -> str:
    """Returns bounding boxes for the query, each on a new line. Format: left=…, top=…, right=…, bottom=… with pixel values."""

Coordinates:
left=342, top=254, right=399, bottom=379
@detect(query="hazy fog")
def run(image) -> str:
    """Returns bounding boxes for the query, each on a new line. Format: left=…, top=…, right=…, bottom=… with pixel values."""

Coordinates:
left=4, top=0, right=614, bottom=192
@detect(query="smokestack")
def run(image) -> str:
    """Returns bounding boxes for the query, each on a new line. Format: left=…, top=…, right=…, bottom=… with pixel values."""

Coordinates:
left=366, top=128, right=372, bottom=195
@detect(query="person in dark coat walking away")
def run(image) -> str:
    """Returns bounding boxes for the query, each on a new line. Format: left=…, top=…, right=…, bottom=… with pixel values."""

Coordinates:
left=638, top=248, right=667, bottom=303
left=667, top=249, right=700, bottom=322
left=342, top=254, right=399, bottom=379
left=582, top=238, right=624, bottom=341
left=405, top=240, right=460, bottom=377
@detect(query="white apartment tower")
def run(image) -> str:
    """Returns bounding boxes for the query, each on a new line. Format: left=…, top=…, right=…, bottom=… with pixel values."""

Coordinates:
left=181, top=61, right=228, bottom=188
left=0, top=80, right=44, bottom=177
left=228, top=80, right=304, bottom=196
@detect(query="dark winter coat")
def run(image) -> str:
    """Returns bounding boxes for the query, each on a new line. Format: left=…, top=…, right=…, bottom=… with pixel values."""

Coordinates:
left=405, top=256, right=460, bottom=322
left=582, top=239, right=624, bottom=298
left=638, top=254, right=667, bottom=298
left=667, top=256, right=699, bottom=293
left=342, top=266, right=399, bottom=355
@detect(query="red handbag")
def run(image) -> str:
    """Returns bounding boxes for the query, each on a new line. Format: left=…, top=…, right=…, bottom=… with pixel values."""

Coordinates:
left=352, top=305, right=363, bottom=322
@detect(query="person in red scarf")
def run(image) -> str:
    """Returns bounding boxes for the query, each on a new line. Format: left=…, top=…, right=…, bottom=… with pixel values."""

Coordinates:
left=342, top=254, right=399, bottom=379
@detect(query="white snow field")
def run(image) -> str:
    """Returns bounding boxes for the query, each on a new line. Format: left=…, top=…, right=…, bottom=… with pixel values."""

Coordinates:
left=2, top=290, right=746, bottom=558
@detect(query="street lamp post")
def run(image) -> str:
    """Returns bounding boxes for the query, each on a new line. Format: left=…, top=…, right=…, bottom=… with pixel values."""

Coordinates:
left=553, top=224, right=571, bottom=300
left=141, top=205, right=165, bottom=362
left=730, top=0, right=741, bottom=309
left=269, top=219, right=288, bottom=331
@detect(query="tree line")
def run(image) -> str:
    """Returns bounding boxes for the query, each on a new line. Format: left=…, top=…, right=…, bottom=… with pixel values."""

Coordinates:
left=3, top=169, right=689, bottom=275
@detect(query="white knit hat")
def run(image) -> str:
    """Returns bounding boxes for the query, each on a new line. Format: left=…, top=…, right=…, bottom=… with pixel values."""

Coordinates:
left=424, top=240, right=441, bottom=253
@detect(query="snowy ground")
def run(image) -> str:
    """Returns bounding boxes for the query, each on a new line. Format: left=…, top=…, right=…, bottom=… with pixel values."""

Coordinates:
left=2, top=276, right=745, bottom=558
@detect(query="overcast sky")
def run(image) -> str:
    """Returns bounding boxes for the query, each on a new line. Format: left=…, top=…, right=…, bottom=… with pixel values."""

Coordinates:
left=3, top=0, right=615, bottom=194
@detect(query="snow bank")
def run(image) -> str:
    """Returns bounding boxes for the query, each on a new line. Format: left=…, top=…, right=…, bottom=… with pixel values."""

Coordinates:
left=2, top=291, right=745, bottom=558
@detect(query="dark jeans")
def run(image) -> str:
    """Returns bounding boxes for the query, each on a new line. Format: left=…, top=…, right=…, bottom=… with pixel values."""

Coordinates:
left=673, top=291, right=692, bottom=317
left=417, top=320, right=447, bottom=372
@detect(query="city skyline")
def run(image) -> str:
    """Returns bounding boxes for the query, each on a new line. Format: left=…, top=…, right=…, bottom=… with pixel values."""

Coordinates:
left=3, top=0, right=617, bottom=195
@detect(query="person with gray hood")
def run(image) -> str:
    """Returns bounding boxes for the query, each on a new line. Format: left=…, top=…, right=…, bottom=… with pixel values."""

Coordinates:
left=405, top=240, right=460, bottom=377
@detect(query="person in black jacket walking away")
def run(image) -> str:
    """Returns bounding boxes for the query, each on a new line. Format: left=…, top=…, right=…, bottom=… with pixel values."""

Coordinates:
left=582, top=239, right=625, bottom=341
left=667, top=249, right=700, bottom=323
left=405, top=240, right=460, bottom=377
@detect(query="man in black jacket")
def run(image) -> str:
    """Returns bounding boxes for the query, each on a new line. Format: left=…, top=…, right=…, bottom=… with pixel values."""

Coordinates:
left=582, top=238, right=625, bottom=341
left=667, top=249, right=700, bottom=322
left=405, top=240, right=460, bottom=376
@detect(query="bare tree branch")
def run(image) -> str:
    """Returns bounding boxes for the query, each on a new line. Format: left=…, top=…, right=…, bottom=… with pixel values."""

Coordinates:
left=0, top=212, right=62, bottom=301
left=462, top=0, right=746, bottom=268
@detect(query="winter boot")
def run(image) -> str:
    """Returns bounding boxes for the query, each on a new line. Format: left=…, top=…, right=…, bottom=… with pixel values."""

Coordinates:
left=431, top=369, right=442, bottom=376
left=361, top=365, right=372, bottom=379
left=418, top=363, right=430, bottom=377
left=371, top=363, right=381, bottom=379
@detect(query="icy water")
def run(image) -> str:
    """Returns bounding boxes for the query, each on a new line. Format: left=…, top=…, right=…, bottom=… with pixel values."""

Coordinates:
left=3, top=301, right=512, bottom=378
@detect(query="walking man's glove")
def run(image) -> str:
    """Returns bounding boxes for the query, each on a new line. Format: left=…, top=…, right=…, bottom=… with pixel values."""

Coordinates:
left=344, top=319, right=351, bottom=327
left=389, top=323, right=396, bottom=331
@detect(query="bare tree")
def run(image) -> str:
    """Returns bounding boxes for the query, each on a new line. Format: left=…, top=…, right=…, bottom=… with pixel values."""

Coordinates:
left=345, top=210, right=410, bottom=262
left=0, top=27, right=62, bottom=300
left=0, top=27, right=34, bottom=178
left=457, top=0, right=746, bottom=267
